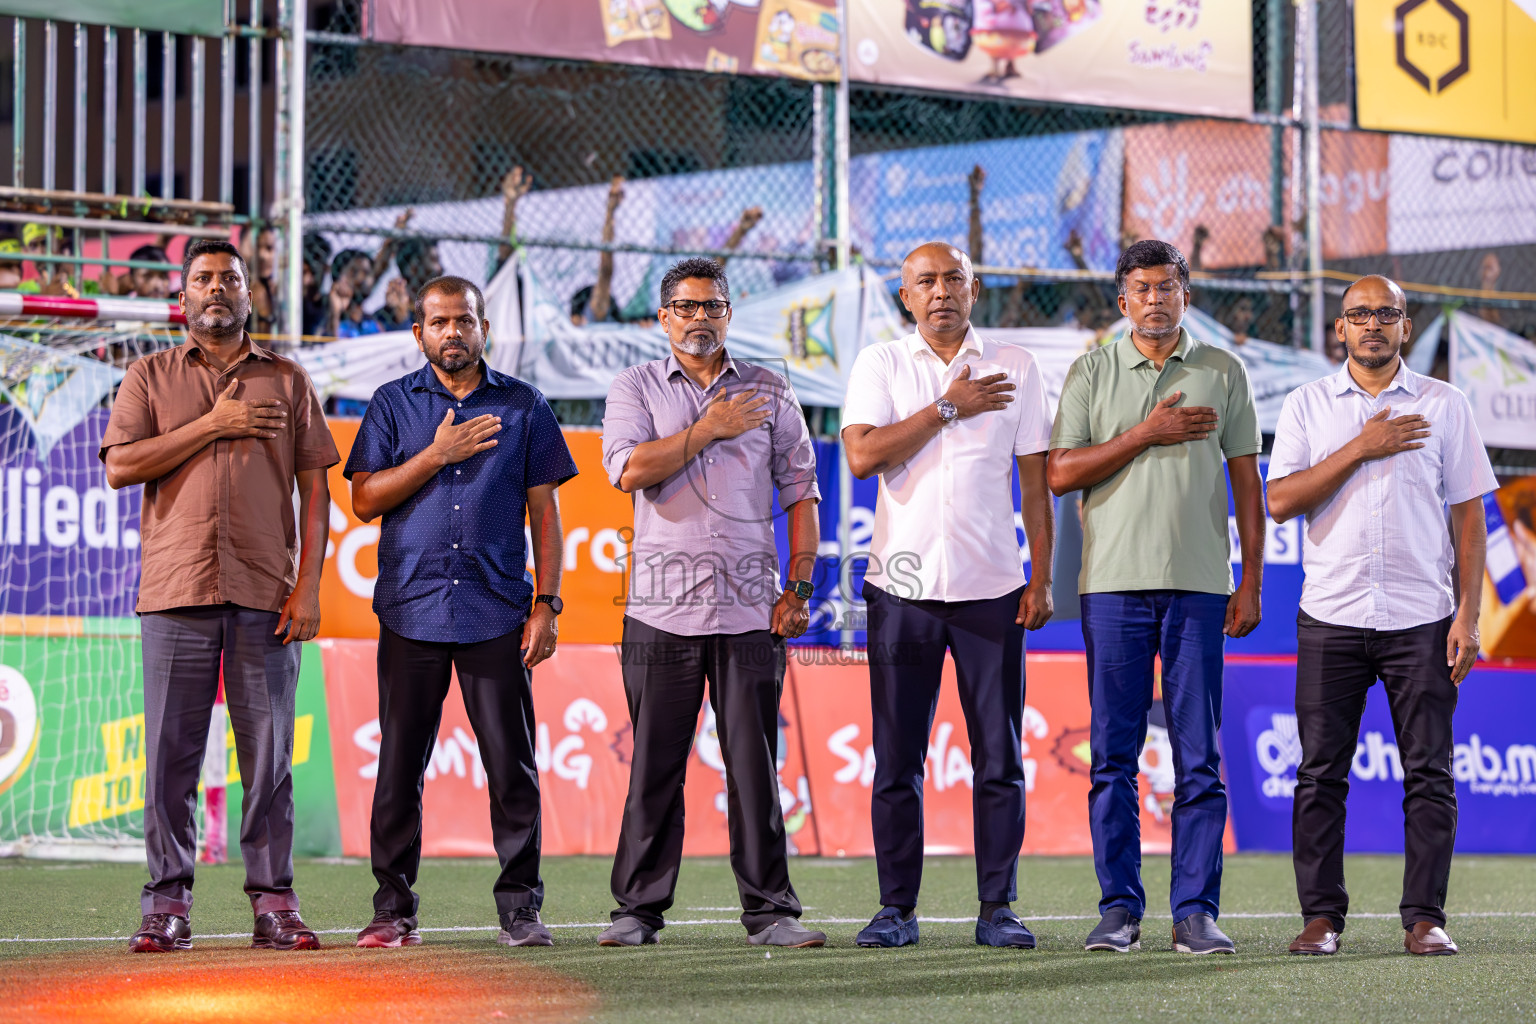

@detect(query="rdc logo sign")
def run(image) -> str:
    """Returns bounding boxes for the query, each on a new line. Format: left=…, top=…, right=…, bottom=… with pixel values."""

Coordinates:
left=1249, top=708, right=1302, bottom=800
left=1395, top=0, right=1470, bottom=95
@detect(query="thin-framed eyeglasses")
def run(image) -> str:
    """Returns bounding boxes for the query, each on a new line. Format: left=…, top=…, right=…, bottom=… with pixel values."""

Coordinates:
left=1342, top=306, right=1405, bottom=325
left=664, top=299, right=731, bottom=319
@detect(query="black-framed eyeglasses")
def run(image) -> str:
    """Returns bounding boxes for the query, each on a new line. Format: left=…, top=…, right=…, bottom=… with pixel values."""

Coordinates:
left=1342, top=306, right=1405, bottom=325
left=664, top=299, right=731, bottom=319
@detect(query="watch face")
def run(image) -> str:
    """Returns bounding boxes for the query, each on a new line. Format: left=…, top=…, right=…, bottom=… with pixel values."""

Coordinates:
left=538, top=595, right=563, bottom=615
left=790, top=580, right=814, bottom=600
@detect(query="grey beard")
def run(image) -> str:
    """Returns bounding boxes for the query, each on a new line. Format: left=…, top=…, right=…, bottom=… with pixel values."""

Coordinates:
left=189, top=302, right=247, bottom=336
left=675, top=334, right=723, bottom=357
left=1136, top=317, right=1182, bottom=341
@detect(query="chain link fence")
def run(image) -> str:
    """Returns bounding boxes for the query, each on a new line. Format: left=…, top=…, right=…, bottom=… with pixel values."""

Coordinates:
left=294, top=0, right=1536, bottom=451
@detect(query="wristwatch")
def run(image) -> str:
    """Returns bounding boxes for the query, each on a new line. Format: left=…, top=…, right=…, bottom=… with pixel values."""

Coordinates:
left=935, top=398, right=958, bottom=423
left=535, top=594, right=564, bottom=616
left=785, top=579, right=814, bottom=601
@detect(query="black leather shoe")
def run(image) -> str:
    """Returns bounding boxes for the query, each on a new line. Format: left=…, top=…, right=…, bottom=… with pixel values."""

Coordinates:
left=129, top=913, right=192, bottom=953
left=252, top=910, right=321, bottom=950
left=1172, top=912, right=1235, bottom=954
left=1084, top=907, right=1141, bottom=952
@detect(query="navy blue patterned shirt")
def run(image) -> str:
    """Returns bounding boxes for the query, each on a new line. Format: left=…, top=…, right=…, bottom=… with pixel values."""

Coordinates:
left=344, top=363, right=577, bottom=644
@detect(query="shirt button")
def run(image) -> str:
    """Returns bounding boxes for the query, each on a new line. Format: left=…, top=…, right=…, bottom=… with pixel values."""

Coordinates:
left=707, top=458, right=714, bottom=464
left=710, top=494, right=717, bottom=500
left=457, top=402, right=462, bottom=408
left=454, top=504, right=460, bottom=510
left=711, top=532, right=719, bottom=538
left=1372, top=547, right=1379, bottom=553
left=1372, top=474, right=1379, bottom=480
left=1371, top=510, right=1378, bottom=517
left=1372, top=582, right=1379, bottom=588
left=455, top=469, right=461, bottom=475
left=453, top=543, right=459, bottom=549
left=453, top=579, right=459, bottom=585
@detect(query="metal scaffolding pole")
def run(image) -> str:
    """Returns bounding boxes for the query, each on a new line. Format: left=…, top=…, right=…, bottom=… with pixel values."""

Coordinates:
left=835, top=0, right=855, bottom=650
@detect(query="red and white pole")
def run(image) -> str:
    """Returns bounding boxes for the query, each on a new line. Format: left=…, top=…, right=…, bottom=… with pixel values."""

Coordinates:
left=0, top=292, right=185, bottom=323
left=199, top=673, right=229, bottom=864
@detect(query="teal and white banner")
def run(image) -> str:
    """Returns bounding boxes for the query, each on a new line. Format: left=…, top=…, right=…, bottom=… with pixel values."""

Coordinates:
left=0, top=0, right=225, bottom=36
left=1450, top=310, right=1536, bottom=451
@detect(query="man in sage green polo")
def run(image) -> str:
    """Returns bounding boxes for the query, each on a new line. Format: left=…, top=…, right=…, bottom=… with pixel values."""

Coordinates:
left=1047, top=239, right=1265, bottom=956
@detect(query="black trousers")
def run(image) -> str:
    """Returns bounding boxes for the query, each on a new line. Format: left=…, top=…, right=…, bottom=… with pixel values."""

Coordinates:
left=610, top=617, right=800, bottom=933
left=1293, top=611, right=1459, bottom=931
left=371, top=625, right=543, bottom=918
left=864, top=582, right=1027, bottom=908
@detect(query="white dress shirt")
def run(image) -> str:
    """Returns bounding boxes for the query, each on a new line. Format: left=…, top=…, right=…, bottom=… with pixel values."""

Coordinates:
left=843, top=327, right=1052, bottom=602
left=1266, top=361, right=1497, bottom=630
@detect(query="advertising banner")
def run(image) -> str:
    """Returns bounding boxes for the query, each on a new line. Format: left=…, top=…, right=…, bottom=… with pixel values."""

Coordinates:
left=1448, top=309, right=1536, bottom=450
left=1122, top=121, right=1388, bottom=269
left=1223, top=657, right=1536, bottom=854
left=1481, top=479, right=1536, bottom=660
left=847, top=0, right=1252, bottom=119
left=319, top=638, right=819, bottom=858
left=0, top=0, right=224, bottom=36
left=1355, top=0, right=1536, bottom=144
left=0, top=635, right=338, bottom=855
left=1386, top=135, right=1536, bottom=255
left=370, top=0, right=840, bottom=80
left=849, top=131, right=1124, bottom=273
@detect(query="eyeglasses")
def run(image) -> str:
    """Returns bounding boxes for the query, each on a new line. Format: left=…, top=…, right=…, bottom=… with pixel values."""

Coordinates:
left=1342, top=306, right=1405, bottom=325
left=664, top=299, right=731, bottom=319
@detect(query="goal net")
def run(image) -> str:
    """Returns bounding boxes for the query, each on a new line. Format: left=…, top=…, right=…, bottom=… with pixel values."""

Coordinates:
left=0, top=302, right=179, bottom=859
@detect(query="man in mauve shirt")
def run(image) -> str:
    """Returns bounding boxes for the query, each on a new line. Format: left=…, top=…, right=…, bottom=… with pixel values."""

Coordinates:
left=102, top=239, right=339, bottom=954
left=599, top=257, right=824, bottom=949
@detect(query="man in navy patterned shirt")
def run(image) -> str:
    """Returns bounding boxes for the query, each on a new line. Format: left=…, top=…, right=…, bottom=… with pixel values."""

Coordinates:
left=343, top=276, right=577, bottom=949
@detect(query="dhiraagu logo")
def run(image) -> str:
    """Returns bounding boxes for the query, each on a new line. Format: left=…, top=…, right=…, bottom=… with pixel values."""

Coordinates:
left=0, top=664, right=40, bottom=795
left=1249, top=707, right=1302, bottom=801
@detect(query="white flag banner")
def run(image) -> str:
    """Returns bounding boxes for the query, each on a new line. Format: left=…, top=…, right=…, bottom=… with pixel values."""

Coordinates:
left=1450, top=310, right=1536, bottom=450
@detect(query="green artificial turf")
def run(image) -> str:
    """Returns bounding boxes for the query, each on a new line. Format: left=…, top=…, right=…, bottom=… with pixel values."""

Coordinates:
left=3, top=853, right=1535, bottom=1023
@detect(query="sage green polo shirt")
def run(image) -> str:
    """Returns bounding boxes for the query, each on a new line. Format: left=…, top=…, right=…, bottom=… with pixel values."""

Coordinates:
left=1049, top=328, right=1262, bottom=596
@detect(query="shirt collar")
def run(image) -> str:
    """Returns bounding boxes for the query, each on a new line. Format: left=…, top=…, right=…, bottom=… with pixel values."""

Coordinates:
left=180, top=332, right=272, bottom=364
left=1330, top=357, right=1419, bottom=399
left=407, top=360, right=513, bottom=395
left=1117, top=327, right=1193, bottom=369
left=906, top=326, right=985, bottom=363
left=665, top=349, right=739, bottom=388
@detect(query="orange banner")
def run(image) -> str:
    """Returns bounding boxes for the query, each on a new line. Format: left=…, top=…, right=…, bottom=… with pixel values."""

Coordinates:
left=320, top=638, right=818, bottom=859
left=1122, top=120, right=1388, bottom=269
left=319, top=421, right=635, bottom=646
left=794, top=651, right=1229, bottom=858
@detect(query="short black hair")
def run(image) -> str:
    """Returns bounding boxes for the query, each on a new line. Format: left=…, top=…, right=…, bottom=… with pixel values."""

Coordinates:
left=331, top=248, right=370, bottom=280
left=413, top=274, right=485, bottom=324
left=1115, top=239, right=1189, bottom=295
left=181, top=239, right=248, bottom=287
left=129, top=244, right=169, bottom=265
left=660, top=257, right=730, bottom=307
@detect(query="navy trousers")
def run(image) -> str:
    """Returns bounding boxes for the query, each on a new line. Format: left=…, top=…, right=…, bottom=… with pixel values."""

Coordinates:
left=1081, top=590, right=1228, bottom=923
left=864, top=582, right=1027, bottom=908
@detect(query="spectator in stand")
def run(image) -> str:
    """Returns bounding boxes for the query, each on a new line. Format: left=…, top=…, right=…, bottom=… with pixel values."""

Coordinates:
left=373, top=278, right=416, bottom=333
left=301, top=234, right=333, bottom=338
left=328, top=249, right=385, bottom=338
left=570, top=176, right=627, bottom=326
left=23, top=223, right=74, bottom=295
left=0, top=239, right=29, bottom=291
left=121, top=245, right=174, bottom=300
left=494, top=166, right=534, bottom=277
left=240, top=225, right=278, bottom=336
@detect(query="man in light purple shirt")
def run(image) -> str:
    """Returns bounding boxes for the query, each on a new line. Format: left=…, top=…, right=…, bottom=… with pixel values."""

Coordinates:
left=1267, top=275, right=1496, bottom=958
left=598, top=257, right=824, bottom=949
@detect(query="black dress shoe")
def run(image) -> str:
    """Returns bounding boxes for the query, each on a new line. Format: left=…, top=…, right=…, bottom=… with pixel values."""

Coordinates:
left=1085, top=906, right=1141, bottom=952
left=1172, top=913, right=1235, bottom=954
left=129, top=913, right=192, bottom=953
left=252, top=910, right=321, bottom=950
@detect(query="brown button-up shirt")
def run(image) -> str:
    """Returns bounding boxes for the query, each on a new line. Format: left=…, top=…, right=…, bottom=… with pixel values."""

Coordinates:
left=100, top=334, right=340, bottom=614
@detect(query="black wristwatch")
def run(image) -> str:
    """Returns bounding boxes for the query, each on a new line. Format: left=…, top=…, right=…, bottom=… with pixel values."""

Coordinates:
left=785, top=580, right=813, bottom=601
left=535, top=594, right=564, bottom=616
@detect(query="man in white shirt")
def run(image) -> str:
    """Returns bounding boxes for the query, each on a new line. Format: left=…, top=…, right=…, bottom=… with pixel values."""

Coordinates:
left=1267, top=275, right=1496, bottom=958
left=841, top=242, right=1056, bottom=950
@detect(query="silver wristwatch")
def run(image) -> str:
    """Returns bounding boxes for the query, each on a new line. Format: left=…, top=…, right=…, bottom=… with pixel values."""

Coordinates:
left=935, top=398, right=958, bottom=423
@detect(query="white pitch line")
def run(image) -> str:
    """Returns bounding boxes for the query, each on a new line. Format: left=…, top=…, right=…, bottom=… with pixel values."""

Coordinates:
left=5, top=911, right=1536, bottom=945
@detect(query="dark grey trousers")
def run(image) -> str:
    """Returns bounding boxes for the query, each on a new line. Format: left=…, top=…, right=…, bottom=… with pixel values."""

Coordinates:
left=139, top=605, right=302, bottom=917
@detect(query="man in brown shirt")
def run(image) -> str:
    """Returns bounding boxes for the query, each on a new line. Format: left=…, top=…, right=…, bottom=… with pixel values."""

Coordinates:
left=101, top=239, right=339, bottom=953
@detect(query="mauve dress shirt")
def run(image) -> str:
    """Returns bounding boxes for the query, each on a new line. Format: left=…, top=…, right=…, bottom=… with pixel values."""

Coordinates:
left=601, top=351, right=820, bottom=637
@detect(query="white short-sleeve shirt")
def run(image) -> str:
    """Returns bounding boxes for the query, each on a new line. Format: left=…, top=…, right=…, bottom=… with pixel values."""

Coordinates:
left=1266, top=361, right=1498, bottom=630
left=843, top=327, right=1052, bottom=602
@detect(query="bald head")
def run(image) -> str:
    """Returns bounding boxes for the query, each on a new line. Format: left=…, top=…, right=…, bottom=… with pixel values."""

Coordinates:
left=1341, top=274, right=1405, bottom=314
left=901, top=242, right=973, bottom=286
left=898, top=242, right=979, bottom=343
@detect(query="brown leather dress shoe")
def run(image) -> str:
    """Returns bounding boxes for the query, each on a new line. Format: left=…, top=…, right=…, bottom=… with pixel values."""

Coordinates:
left=1404, top=922, right=1458, bottom=955
left=252, top=910, right=321, bottom=951
left=1288, top=917, right=1339, bottom=955
left=129, top=913, right=192, bottom=953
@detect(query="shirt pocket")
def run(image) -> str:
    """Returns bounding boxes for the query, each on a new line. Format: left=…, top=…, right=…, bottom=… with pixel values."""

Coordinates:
left=1390, top=431, right=1444, bottom=503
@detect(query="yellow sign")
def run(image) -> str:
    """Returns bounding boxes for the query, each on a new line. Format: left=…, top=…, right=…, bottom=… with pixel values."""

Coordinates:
left=68, top=712, right=313, bottom=828
left=1355, top=0, right=1536, bottom=143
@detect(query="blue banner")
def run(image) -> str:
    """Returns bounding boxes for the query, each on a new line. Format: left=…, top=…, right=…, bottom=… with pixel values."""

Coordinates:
left=1223, top=658, right=1536, bottom=854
